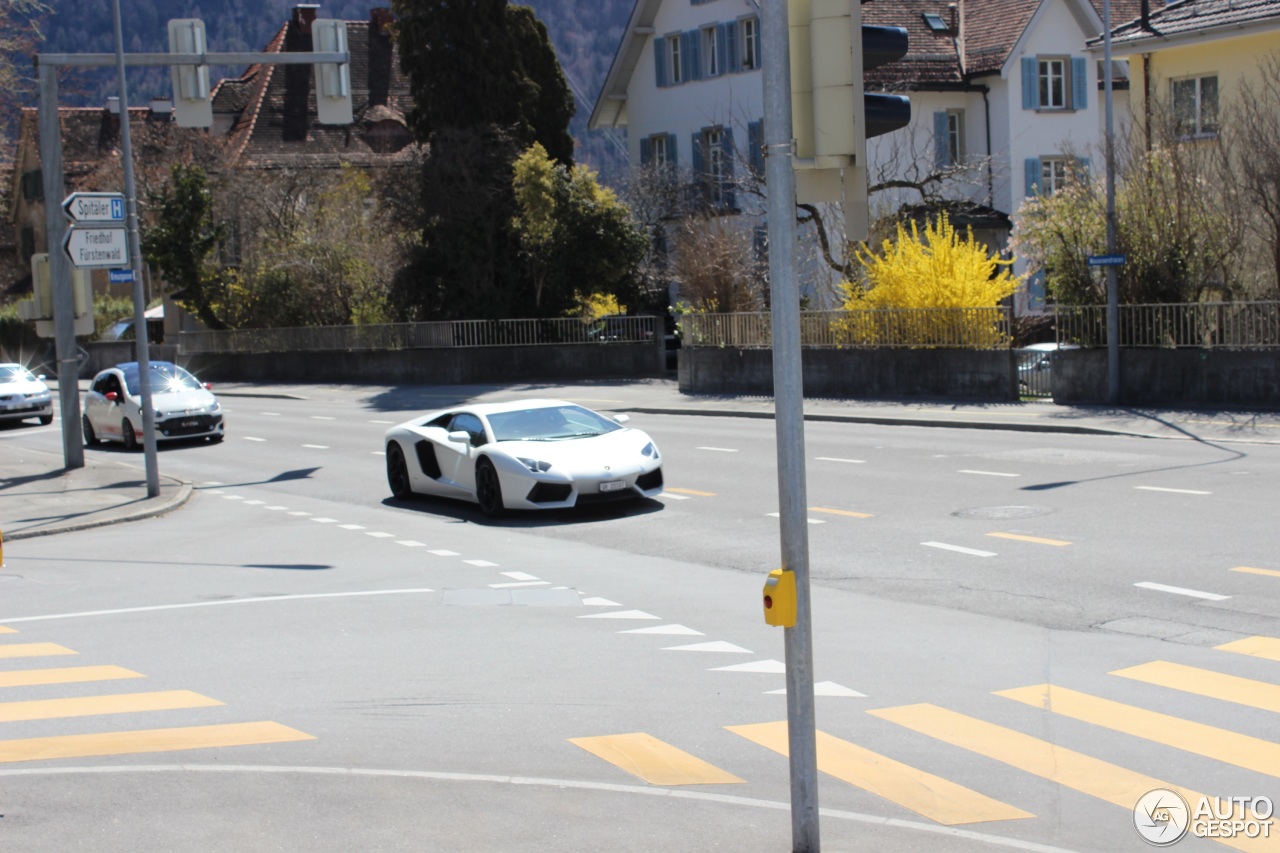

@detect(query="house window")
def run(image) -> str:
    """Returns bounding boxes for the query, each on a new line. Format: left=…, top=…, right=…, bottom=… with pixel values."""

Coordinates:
left=707, top=128, right=725, bottom=205
left=1039, top=58, right=1067, bottom=109
left=946, top=111, right=963, bottom=163
left=702, top=26, right=719, bottom=77
left=668, top=35, right=683, bottom=84
left=1172, top=75, right=1219, bottom=138
left=740, top=17, right=759, bottom=70
left=1039, top=157, right=1069, bottom=195
left=652, top=134, right=670, bottom=166
left=922, top=12, right=949, bottom=32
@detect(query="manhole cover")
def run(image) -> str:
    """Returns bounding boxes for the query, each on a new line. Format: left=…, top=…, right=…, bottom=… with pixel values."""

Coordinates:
left=953, top=505, right=1052, bottom=520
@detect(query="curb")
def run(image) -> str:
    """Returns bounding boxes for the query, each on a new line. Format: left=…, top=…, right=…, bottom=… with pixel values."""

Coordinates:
left=2, top=477, right=194, bottom=542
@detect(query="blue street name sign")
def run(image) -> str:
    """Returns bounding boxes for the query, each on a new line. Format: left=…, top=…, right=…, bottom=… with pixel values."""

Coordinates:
left=1088, top=254, right=1126, bottom=267
left=108, top=268, right=135, bottom=283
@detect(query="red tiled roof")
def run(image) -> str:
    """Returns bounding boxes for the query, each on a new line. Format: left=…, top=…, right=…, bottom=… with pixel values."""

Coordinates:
left=1102, top=0, right=1278, bottom=47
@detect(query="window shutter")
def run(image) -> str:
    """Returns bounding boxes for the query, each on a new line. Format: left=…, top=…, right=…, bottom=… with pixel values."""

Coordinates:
left=640, top=136, right=652, bottom=165
left=667, top=133, right=679, bottom=167
left=19, top=225, right=34, bottom=263
left=755, top=18, right=764, bottom=65
left=726, top=21, right=739, bottom=72
left=654, top=38, right=668, bottom=88
left=721, top=126, right=737, bottom=209
left=1022, top=57, right=1038, bottom=110
left=933, top=111, right=951, bottom=168
left=748, top=120, right=763, bottom=175
left=1025, top=157, right=1041, bottom=196
left=715, top=24, right=728, bottom=77
left=692, top=131, right=705, bottom=204
left=683, top=31, right=701, bottom=82
left=21, top=169, right=43, bottom=201
left=1071, top=56, right=1088, bottom=109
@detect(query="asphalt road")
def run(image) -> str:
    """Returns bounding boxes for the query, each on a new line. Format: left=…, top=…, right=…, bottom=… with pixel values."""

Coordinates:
left=1, top=391, right=1277, bottom=852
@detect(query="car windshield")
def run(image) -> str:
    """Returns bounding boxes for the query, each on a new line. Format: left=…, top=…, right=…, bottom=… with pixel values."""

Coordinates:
left=121, top=363, right=205, bottom=395
left=0, top=366, right=36, bottom=384
left=488, top=405, right=623, bottom=441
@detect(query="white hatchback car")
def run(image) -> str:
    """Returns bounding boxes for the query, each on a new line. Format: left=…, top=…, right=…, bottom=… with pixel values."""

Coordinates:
left=0, top=363, right=54, bottom=425
left=83, top=361, right=224, bottom=449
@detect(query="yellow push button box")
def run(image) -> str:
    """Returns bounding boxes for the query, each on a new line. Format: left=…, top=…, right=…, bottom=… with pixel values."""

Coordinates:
left=762, top=568, right=797, bottom=627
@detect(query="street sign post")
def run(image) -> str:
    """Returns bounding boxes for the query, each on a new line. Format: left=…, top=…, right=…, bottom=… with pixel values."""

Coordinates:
left=64, top=226, right=129, bottom=268
left=62, top=192, right=125, bottom=224
left=108, top=268, right=135, bottom=283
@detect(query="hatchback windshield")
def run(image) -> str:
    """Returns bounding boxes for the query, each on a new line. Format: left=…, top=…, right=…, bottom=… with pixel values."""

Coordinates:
left=488, top=405, right=622, bottom=441
left=121, top=363, right=205, bottom=395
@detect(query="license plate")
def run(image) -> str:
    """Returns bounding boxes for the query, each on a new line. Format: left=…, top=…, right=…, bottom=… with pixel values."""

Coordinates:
left=180, top=419, right=200, bottom=428
left=599, top=479, right=627, bottom=493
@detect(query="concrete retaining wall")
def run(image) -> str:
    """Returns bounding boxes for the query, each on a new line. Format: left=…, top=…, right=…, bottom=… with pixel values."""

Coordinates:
left=678, top=347, right=1017, bottom=401
left=1055, top=349, right=1280, bottom=408
left=178, top=341, right=666, bottom=385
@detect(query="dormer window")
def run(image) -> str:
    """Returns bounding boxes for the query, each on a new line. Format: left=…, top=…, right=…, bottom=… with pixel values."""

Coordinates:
left=923, top=13, right=949, bottom=32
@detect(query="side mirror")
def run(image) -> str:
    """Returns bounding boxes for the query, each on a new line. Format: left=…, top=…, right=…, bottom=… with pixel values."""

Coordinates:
left=105, top=391, right=118, bottom=403
left=447, top=430, right=471, bottom=444
left=612, top=414, right=630, bottom=424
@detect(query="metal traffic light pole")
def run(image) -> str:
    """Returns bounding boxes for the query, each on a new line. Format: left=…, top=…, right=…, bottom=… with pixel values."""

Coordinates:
left=761, top=0, right=821, bottom=849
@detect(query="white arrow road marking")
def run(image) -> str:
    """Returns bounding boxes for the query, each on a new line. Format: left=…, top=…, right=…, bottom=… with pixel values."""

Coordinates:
left=711, top=660, right=786, bottom=673
left=1134, top=582, right=1230, bottom=601
left=662, top=641, right=752, bottom=653
left=766, top=681, right=867, bottom=697
left=620, top=624, right=704, bottom=636
left=579, top=610, right=660, bottom=620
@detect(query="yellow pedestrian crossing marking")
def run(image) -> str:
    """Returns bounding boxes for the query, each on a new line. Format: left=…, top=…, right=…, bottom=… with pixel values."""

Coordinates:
left=0, top=665, right=144, bottom=689
left=0, top=627, right=17, bottom=634
left=726, top=721, right=1032, bottom=826
left=1232, top=566, right=1280, bottom=579
left=809, top=507, right=874, bottom=519
left=569, top=732, right=744, bottom=786
left=985, top=532, right=1072, bottom=547
left=1112, top=661, right=1280, bottom=715
left=0, top=721, right=314, bottom=763
left=0, top=690, right=222, bottom=723
left=870, top=703, right=1267, bottom=853
left=0, top=643, right=76, bottom=659
left=1216, top=636, right=1280, bottom=663
left=666, top=488, right=716, bottom=497
left=997, top=684, right=1280, bottom=779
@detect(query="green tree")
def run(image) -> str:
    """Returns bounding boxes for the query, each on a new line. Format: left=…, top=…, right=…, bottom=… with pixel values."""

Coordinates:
left=141, top=164, right=232, bottom=330
left=512, top=143, right=648, bottom=314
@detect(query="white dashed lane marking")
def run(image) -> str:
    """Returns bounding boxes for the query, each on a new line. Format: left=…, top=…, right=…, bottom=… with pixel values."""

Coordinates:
left=243, top=437, right=267, bottom=442
left=287, top=511, right=311, bottom=517
left=697, top=447, right=739, bottom=453
left=311, top=416, right=336, bottom=421
left=959, top=470, right=1019, bottom=478
left=464, top=560, right=499, bottom=567
left=1135, top=486, right=1212, bottom=495
left=489, top=581, right=549, bottom=589
left=815, top=457, right=865, bottom=464
left=922, top=541, right=997, bottom=557
left=396, top=540, right=427, bottom=547
left=620, top=624, right=703, bottom=635
left=502, top=572, right=540, bottom=581
left=1134, top=581, right=1230, bottom=601
left=429, top=550, right=460, bottom=557
left=302, top=444, right=329, bottom=450
left=310, top=518, right=339, bottom=524
left=339, top=524, right=366, bottom=530
left=364, top=531, right=395, bottom=539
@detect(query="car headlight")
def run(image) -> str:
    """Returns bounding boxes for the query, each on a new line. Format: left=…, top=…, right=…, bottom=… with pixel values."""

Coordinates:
left=517, top=457, right=552, bottom=473
left=208, top=400, right=220, bottom=413
left=24, top=392, right=50, bottom=402
left=642, top=442, right=659, bottom=459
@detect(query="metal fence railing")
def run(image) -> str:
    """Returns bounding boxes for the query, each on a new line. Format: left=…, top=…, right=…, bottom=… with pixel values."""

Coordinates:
left=681, top=307, right=1013, bottom=349
left=180, top=315, right=658, bottom=354
left=1056, top=302, right=1280, bottom=349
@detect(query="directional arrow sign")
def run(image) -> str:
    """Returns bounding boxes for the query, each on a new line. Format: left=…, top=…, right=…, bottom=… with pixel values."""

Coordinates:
left=64, top=226, right=129, bottom=269
left=62, top=192, right=126, bottom=224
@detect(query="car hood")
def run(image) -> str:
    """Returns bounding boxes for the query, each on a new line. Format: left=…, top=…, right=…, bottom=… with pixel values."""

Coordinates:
left=495, top=429, right=654, bottom=470
left=148, top=388, right=218, bottom=414
left=0, top=379, right=49, bottom=397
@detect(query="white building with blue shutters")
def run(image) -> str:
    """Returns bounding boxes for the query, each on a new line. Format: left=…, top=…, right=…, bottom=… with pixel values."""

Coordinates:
left=591, top=0, right=1152, bottom=314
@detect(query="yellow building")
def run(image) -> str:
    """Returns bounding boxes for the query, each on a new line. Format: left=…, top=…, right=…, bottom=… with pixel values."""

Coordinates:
left=1096, top=0, right=1280, bottom=146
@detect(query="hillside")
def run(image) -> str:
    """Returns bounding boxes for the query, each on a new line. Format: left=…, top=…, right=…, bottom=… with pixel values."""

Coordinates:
left=37, top=0, right=632, bottom=173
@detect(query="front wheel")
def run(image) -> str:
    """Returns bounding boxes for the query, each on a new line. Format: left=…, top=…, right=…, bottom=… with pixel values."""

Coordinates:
left=83, top=415, right=100, bottom=446
left=475, top=458, right=505, bottom=517
left=386, top=443, right=413, bottom=500
left=121, top=418, right=139, bottom=451
left=38, top=415, right=52, bottom=426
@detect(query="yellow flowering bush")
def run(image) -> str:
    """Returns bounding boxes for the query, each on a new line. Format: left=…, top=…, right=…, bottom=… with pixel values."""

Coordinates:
left=837, top=214, right=1021, bottom=347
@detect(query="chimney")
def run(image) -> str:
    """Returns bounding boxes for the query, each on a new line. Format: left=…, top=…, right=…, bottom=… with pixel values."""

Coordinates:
left=149, top=98, right=173, bottom=116
left=1141, top=0, right=1150, bottom=28
left=283, top=5, right=319, bottom=141
left=292, top=4, right=319, bottom=34
left=369, top=9, right=394, bottom=108
left=106, top=96, right=120, bottom=114
left=947, top=3, right=958, bottom=35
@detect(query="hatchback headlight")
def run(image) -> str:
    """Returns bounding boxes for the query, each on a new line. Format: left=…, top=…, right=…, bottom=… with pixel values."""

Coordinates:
left=517, top=457, right=552, bottom=473
left=641, top=442, right=659, bottom=459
